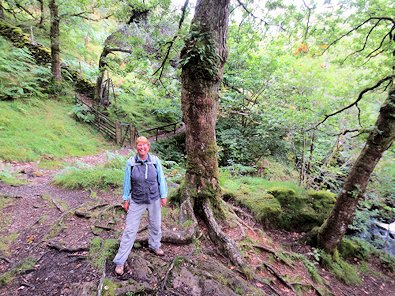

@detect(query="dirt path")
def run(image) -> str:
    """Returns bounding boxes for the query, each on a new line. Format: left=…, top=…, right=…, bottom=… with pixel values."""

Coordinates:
left=0, top=148, right=394, bottom=296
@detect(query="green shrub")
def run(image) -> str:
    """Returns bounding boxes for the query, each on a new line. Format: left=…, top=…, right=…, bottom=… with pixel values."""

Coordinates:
left=71, top=104, right=95, bottom=123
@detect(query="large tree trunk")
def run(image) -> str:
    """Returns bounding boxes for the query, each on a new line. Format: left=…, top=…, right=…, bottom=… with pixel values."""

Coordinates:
left=49, top=0, right=61, bottom=81
left=179, top=0, right=246, bottom=269
left=317, top=84, right=395, bottom=253
left=180, top=0, right=230, bottom=205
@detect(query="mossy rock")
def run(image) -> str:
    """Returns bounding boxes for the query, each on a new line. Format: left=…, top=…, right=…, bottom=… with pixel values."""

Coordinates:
left=306, top=189, right=336, bottom=220
left=268, top=187, right=305, bottom=209
left=233, top=190, right=282, bottom=227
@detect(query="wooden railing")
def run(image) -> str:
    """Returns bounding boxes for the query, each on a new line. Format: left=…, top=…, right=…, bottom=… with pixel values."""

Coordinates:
left=74, top=94, right=181, bottom=146
left=75, top=95, right=117, bottom=139
left=140, top=122, right=181, bottom=141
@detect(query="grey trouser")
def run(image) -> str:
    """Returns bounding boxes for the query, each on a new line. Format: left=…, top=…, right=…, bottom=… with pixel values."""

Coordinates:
left=113, top=198, right=162, bottom=266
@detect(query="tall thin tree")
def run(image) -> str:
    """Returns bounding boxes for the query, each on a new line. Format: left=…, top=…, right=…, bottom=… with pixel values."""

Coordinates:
left=49, top=0, right=61, bottom=81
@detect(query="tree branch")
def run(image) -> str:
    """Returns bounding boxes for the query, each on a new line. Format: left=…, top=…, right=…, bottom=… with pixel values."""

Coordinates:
left=15, top=0, right=37, bottom=20
left=366, top=28, right=393, bottom=59
left=322, top=17, right=395, bottom=55
left=340, top=19, right=381, bottom=63
left=309, top=75, right=395, bottom=130
left=235, top=0, right=270, bottom=27
left=153, top=0, right=189, bottom=80
left=302, top=0, right=312, bottom=41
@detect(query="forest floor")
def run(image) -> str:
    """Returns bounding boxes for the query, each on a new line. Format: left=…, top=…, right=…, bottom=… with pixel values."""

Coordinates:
left=0, top=148, right=394, bottom=296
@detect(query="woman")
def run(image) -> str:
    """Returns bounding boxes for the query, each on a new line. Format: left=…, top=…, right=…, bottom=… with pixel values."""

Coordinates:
left=113, top=136, right=168, bottom=275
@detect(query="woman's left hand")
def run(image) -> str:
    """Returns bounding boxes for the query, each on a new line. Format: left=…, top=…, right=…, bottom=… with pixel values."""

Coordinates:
left=160, top=198, right=167, bottom=207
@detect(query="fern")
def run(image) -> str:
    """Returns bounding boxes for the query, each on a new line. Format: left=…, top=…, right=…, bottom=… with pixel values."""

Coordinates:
left=0, top=36, right=51, bottom=100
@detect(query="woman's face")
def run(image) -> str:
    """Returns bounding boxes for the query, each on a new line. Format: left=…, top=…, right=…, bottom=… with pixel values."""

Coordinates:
left=136, top=142, right=150, bottom=159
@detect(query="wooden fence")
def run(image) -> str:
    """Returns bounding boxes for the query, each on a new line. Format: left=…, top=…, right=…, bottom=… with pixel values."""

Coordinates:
left=74, top=94, right=181, bottom=146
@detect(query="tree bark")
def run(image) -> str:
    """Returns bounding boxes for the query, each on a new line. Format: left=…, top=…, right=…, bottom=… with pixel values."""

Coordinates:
left=0, top=1, right=4, bottom=19
left=49, top=0, right=61, bottom=81
left=179, top=0, right=247, bottom=270
left=317, top=84, right=395, bottom=252
left=180, top=0, right=230, bottom=206
left=38, top=0, right=44, bottom=27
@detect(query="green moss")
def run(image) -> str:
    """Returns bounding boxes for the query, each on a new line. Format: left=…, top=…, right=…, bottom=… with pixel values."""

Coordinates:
left=306, top=190, right=336, bottom=210
left=0, top=232, right=18, bottom=257
left=321, top=252, right=362, bottom=285
left=339, top=237, right=372, bottom=260
left=230, top=187, right=282, bottom=225
left=89, top=237, right=119, bottom=270
left=0, top=257, right=36, bottom=286
left=268, top=187, right=303, bottom=208
left=102, top=278, right=119, bottom=296
left=220, top=175, right=337, bottom=232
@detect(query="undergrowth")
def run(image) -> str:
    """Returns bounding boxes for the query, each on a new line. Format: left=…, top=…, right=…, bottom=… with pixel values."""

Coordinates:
left=0, top=36, right=50, bottom=100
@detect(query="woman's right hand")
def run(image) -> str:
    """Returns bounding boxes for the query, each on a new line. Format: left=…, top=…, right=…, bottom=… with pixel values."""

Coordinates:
left=123, top=200, right=129, bottom=212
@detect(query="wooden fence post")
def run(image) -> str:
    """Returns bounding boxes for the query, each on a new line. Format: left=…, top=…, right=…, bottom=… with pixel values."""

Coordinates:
left=130, top=126, right=136, bottom=147
left=115, top=121, right=121, bottom=145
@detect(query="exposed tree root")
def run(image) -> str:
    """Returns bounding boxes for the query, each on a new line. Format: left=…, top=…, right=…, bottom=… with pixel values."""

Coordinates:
left=233, top=219, right=247, bottom=241
left=159, top=256, right=177, bottom=291
left=259, top=262, right=295, bottom=293
left=74, top=203, right=109, bottom=218
left=50, top=197, right=65, bottom=213
left=229, top=203, right=255, bottom=221
left=0, top=256, right=11, bottom=263
left=97, top=263, right=106, bottom=296
left=94, top=224, right=114, bottom=231
left=135, top=227, right=196, bottom=245
left=227, top=204, right=256, bottom=234
left=97, top=204, right=123, bottom=219
left=290, top=281, right=325, bottom=296
left=47, top=240, right=89, bottom=253
left=202, top=199, right=246, bottom=269
left=33, top=201, right=97, bottom=249
left=252, top=274, right=281, bottom=296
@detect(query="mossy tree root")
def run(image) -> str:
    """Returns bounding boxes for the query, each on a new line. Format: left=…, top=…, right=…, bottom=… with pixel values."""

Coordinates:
left=201, top=199, right=246, bottom=269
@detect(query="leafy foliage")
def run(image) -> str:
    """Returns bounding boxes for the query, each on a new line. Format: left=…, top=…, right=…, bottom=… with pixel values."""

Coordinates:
left=71, top=103, right=95, bottom=123
left=0, top=37, right=50, bottom=100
